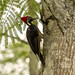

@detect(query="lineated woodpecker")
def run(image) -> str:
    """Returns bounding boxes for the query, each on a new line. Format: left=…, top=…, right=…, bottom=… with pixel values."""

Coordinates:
left=21, top=16, right=45, bottom=66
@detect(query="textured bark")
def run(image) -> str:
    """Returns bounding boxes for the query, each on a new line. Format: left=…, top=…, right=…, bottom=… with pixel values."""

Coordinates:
left=41, top=0, right=75, bottom=75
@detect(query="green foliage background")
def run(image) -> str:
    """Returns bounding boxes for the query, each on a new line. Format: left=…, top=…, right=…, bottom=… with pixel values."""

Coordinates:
left=0, top=0, right=40, bottom=47
left=0, top=0, right=41, bottom=74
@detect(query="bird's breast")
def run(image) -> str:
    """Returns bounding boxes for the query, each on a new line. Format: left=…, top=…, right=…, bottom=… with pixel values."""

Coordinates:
left=31, top=30, right=38, bottom=38
left=29, top=28, right=38, bottom=38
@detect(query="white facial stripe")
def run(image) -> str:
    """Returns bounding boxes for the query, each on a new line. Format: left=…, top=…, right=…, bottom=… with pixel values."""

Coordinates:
left=28, top=23, right=31, bottom=26
left=27, top=19, right=31, bottom=26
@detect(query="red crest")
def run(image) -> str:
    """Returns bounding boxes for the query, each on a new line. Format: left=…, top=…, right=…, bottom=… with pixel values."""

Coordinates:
left=21, top=16, right=28, bottom=24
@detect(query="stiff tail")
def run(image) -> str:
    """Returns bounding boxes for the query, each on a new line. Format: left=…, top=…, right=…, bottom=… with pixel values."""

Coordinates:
left=39, top=53, right=45, bottom=66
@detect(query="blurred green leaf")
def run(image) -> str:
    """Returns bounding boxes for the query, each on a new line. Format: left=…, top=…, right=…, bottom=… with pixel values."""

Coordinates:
left=0, top=42, right=30, bottom=63
left=0, top=0, right=41, bottom=47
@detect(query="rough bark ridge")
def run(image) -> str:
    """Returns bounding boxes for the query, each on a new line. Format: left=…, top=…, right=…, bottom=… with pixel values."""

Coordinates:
left=41, top=0, right=75, bottom=75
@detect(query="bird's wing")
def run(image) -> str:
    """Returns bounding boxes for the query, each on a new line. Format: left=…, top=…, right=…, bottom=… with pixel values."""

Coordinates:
left=26, top=27, right=40, bottom=55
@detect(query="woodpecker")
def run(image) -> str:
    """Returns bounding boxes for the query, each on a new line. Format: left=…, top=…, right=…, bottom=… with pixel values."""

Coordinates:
left=21, top=16, right=45, bottom=66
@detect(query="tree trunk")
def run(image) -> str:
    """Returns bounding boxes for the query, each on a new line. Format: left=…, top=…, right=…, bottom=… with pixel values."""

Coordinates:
left=29, top=51, right=39, bottom=75
left=41, top=0, right=75, bottom=75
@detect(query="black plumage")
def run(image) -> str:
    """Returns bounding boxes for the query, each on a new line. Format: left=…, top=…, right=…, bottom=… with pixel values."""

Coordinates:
left=21, top=16, right=45, bottom=66
left=26, top=24, right=45, bottom=66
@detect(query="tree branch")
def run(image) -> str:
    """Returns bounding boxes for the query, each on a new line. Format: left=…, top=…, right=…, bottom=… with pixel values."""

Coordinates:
left=2, top=33, right=28, bottom=44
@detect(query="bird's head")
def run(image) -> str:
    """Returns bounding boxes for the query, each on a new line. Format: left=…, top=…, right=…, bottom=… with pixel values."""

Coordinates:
left=21, top=16, right=38, bottom=26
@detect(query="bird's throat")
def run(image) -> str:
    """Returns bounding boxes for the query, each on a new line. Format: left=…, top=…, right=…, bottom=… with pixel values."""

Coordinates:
left=27, top=20, right=32, bottom=26
left=27, top=22, right=31, bottom=26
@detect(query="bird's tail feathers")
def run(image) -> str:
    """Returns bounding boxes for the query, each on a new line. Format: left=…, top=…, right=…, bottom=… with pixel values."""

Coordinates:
left=39, top=53, right=45, bottom=66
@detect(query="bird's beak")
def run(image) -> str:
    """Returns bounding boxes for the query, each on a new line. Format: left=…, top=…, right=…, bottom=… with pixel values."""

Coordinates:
left=31, top=18, right=38, bottom=21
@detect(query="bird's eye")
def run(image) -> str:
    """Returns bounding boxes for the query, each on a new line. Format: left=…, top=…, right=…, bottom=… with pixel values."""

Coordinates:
left=27, top=16, right=33, bottom=22
left=28, top=16, right=31, bottom=18
left=28, top=16, right=32, bottom=19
